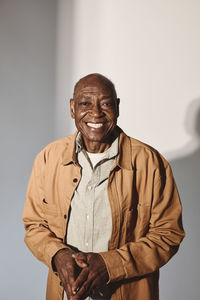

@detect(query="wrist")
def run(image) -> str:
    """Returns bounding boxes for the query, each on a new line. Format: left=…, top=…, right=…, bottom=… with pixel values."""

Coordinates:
left=52, top=247, right=75, bottom=272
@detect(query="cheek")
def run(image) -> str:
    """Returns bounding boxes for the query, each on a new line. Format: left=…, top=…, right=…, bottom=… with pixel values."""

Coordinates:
left=107, top=112, right=118, bottom=122
left=75, top=110, right=87, bottom=120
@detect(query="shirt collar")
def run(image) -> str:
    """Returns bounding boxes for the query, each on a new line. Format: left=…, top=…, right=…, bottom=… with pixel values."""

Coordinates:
left=62, top=127, right=134, bottom=171
left=75, top=132, right=84, bottom=153
left=75, top=132, right=118, bottom=159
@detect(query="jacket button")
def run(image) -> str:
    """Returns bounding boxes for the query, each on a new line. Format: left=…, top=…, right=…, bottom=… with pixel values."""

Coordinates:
left=60, top=281, right=63, bottom=286
left=73, top=178, right=78, bottom=183
left=64, top=214, right=67, bottom=219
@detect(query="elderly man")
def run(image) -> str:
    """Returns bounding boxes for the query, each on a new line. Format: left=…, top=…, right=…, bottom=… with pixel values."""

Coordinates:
left=23, top=73, right=184, bottom=300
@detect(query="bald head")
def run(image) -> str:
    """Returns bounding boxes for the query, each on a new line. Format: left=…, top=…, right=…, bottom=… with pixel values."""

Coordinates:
left=73, top=73, right=117, bottom=99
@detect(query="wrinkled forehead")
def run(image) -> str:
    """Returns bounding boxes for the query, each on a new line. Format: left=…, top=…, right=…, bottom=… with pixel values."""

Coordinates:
left=74, top=76, right=116, bottom=99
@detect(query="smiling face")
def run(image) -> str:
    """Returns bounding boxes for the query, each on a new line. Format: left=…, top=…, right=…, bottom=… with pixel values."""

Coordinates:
left=70, top=74, right=120, bottom=153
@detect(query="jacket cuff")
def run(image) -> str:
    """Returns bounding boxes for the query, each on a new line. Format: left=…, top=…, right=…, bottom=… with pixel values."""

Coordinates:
left=99, top=250, right=126, bottom=283
left=44, top=240, right=69, bottom=270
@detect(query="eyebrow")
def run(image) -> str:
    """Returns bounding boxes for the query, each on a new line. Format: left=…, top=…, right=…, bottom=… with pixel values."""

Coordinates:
left=79, top=93, right=112, bottom=99
left=81, top=95, right=91, bottom=99
left=78, top=94, right=112, bottom=100
left=101, top=95, right=112, bottom=99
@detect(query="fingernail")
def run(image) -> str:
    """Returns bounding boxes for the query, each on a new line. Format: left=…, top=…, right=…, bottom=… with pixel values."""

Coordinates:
left=73, top=287, right=79, bottom=293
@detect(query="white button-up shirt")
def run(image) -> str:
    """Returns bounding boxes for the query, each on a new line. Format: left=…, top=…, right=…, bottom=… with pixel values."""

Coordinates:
left=64, top=133, right=118, bottom=300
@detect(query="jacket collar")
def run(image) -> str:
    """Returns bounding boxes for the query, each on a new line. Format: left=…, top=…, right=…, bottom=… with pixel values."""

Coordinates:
left=62, top=127, right=134, bottom=170
left=115, top=127, right=133, bottom=171
left=62, top=131, right=79, bottom=165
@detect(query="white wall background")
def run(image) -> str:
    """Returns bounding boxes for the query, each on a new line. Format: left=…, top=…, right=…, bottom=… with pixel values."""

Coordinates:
left=56, top=1, right=200, bottom=300
left=56, top=0, right=200, bottom=156
left=1, top=0, right=199, bottom=299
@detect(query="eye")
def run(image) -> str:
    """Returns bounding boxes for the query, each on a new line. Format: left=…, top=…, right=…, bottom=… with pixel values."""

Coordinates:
left=102, top=102, right=113, bottom=107
left=80, top=102, right=90, bottom=106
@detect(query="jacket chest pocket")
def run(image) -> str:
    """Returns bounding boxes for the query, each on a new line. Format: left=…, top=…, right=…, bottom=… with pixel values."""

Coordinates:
left=125, top=204, right=151, bottom=242
left=136, top=203, right=151, bottom=237
left=42, top=202, right=64, bottom=239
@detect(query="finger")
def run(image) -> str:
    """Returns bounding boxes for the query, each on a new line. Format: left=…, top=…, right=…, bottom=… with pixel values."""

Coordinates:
left=74, top=257, right=88, bottom=268
left=66, top=261, right=76, bottom=287
left=72, top=268, right=89, bottom=295
left=72, top=252, right=87, bottom=261
left=65, top=282, right=74, bottom=300
left=60, top=265, right=76, bottom=296
left=60, top=271, right=74, bottom=300
left=88, top=276, right=102, bottom=291
left=73, top=274, right=94, bottom=300
left=72, top=252, right=88, bottom=268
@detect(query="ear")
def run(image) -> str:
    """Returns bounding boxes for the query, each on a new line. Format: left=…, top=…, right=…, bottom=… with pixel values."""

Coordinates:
left=116, top=98, right=120, bottom=117
left=70, top=98, right=75, bottom=118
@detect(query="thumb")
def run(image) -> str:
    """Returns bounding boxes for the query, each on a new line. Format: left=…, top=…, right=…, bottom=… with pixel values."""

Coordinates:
left=72, top=252, right=88, bottom=268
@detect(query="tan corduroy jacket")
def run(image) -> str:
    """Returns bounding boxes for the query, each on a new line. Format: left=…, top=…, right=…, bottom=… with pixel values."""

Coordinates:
left=22, top=128, right=185, bottom=300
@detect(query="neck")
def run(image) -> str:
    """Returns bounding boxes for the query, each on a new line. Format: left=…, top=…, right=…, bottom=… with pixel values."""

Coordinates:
left=84, top=141, right=111, bottom=153
left=82, top=130, right=118, bottom=153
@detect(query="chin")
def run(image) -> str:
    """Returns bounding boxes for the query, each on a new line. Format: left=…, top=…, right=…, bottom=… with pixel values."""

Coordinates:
left=87, top=135, right=105, bottom=143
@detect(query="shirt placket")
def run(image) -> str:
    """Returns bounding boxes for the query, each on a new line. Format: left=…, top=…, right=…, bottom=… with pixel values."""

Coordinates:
left=85, top=166, right=100, bottom=252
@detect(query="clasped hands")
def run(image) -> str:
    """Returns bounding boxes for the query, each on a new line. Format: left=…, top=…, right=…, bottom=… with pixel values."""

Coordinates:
left=53, top=248, right=109, bottom=300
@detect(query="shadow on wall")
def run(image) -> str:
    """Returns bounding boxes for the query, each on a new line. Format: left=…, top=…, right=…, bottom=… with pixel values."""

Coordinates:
left=164, top=98, right=200, bottom=298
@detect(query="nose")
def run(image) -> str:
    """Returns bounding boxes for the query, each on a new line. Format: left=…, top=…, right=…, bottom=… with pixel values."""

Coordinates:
left=91, top=103, right=104, bottom=117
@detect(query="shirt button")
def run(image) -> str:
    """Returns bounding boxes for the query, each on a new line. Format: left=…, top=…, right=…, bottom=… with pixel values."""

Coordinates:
left=86, top=215, right=89, bottom=220
left=88, top=186, right=92, bottom=190
left=85, top=242, right=88, bottom=247
left=73, top=178, right=78, bottom=183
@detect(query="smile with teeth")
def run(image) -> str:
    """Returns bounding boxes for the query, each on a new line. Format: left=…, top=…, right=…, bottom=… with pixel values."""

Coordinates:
left=87, top=122, right=103, bottom=128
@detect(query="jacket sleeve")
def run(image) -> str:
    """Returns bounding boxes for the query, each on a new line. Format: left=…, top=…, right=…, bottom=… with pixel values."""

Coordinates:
left=100, top=163, right=185, bottom=283
left=22, top=150, right=68, bottom=269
